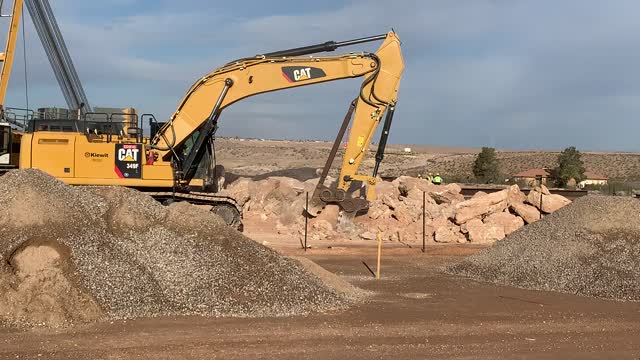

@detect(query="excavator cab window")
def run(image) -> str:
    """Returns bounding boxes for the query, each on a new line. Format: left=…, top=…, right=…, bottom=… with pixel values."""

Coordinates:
left=0, top=124, right=12, bottom=166
left=178, top=130, right=217, bottom=187
left=0, top=124, right=11, bottom=161
left=181, top=130, right=199, bottom=161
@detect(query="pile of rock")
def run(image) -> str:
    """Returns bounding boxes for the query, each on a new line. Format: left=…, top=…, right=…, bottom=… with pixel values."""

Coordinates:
left=447, top=195, right=640, bottom=301
left=0, top=170, right=351, bottom=328
left=224, top=175, right=572, bottom=245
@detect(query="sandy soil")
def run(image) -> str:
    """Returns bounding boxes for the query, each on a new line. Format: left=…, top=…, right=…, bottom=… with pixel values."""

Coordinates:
left=1, top=245, right=638, bottom=359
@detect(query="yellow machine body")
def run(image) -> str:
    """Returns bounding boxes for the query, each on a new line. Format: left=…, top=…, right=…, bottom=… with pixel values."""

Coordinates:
left=7, top=31, right=404, bottom=220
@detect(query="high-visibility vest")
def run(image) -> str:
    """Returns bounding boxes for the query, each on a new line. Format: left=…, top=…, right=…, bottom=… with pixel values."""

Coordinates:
left=433, top=176, right=442, bottom=184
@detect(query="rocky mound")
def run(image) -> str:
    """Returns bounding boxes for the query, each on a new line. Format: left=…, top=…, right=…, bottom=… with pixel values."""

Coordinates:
left=447, top=196, right=640, bottom=300
left=0, top=170, right=350, bottom=328
left=223, top=175, right=570, bottom=245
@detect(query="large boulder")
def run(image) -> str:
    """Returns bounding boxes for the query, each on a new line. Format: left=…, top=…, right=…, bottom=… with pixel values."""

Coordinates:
left=483, top=212, right=524, bottom=235
left=465, top=218, right=505, bottom=244
left=434, top=222, right=466, bottom=244
left=454, top=190, right=508, bottom=225
left=381, top=193, right=400, bottom=210
left=311, top=220, right=336, bottom=239
left=506, top=184, right=527, bottom=205
left=374, top=180, right=399, bottom=199
left=510, top=202, right=541, bottom=224
left=391, top=202, right=421, bottom=224
left=367, top=201, right=391, bottom=220
left=471, top=191, right=488, bottom=199
left=222, top=178, right=253, bottom=206
left=429, top=184, right=465, bottom=205
left=392, top=176, right=439, bottom=195
left=542, top=194, right=572, bottom=213
left=536, top=185, right=552, bottom=195
left=425, top=217, right=449, bottom=239
left=315, top=204, right=340, bottom=223
left=527, top=191, right=571, bottom=213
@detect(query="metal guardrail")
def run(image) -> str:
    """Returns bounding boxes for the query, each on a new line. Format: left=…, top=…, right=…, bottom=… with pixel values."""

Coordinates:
left=459, top=187, right=589, bottom=201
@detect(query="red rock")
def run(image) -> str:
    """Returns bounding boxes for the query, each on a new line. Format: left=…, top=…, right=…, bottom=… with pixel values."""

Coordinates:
left=466, top=218, right=505, bottom=244
left=510, top=202, right=541, bottom=224
left=435, top=222, right=465, bottom=243
left=527, top=191, right=571, bottom=213
left=507, top=184, right=527, bottom=205
left=454, top=190, right=509, bottom=225
left=483, top=212, right=524, bottom=235
left=471, top=191, right=488, bottom=199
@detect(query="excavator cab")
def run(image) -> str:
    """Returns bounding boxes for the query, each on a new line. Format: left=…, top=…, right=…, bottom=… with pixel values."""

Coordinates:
left=0, top=122, right=11, bottom=166
left=0, top=121, right=20, bottom=172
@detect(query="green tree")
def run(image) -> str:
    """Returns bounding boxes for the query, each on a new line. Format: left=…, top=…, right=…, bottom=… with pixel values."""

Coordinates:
left=473, top=147, right=499, bottom=183
left=555, top=146, right=586, bottom=187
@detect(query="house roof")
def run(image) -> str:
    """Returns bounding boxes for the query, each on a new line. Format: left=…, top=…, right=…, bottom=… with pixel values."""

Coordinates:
left=584, top=171, right=608, bottom=180
left=513, top=168, right=552, bottom=178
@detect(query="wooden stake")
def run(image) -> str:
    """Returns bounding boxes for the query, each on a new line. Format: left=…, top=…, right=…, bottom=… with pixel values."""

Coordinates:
left=376, top=232, right=382, bottom=279
left=304, top=192, right=308, bottom=251
left=422, top=191, right=426, bottom=253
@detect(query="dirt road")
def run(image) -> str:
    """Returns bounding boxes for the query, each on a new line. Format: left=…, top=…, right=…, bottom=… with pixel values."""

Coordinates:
left=1, top=247, right=639, bottom=359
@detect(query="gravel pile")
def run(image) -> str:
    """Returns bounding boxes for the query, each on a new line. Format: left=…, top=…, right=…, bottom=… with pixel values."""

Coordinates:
left=447, top=195, right=640, bottom=300
left=0, top=169, right=350, bottom=327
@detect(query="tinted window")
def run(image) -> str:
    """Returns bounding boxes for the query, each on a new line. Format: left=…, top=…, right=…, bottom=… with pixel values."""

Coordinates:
left=0, top=126, right=9, bottom=154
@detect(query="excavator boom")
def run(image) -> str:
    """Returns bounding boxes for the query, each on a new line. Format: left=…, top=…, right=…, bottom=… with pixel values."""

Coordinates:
left=7, top=28, right=403, bottom=228
left=0, top=0, right=23, bottom=108
left=152, top=31, right=404, bottom=212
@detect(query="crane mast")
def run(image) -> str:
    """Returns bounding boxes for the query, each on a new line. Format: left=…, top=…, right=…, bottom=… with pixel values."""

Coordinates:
left=24, top=0, right=91, bottom=114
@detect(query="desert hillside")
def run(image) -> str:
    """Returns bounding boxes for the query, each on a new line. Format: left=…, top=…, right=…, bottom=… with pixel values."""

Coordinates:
left=216, top=138, right=640, bottom=183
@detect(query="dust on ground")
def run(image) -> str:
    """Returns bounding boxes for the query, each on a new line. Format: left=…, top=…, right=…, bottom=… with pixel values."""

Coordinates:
left=0, top=252, right=638, bottom=359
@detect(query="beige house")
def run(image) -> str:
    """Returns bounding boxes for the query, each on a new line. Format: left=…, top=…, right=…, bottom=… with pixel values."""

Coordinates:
left=513, top=168, right=608, bottom=188
left=578, top=171, right=608, bottom=188
left=512, top=168, right=553, bottom=186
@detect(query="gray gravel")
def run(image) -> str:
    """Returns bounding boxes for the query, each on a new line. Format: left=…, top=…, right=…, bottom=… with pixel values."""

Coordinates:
left=0, top=169, right=349, bottom=324
left=447, top=195, right=640, bottom=301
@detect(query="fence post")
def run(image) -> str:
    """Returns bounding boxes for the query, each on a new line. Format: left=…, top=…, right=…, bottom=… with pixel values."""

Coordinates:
left=539, top=190, right=543, bottom=219
left=304, top=192, right=309, bottom=251
left=422, top=191, right=426, bottom=253
left=376, top=232, right=382, bottom=279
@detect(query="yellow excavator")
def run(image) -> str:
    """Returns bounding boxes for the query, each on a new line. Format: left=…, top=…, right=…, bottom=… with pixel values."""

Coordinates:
left=0, top=2, right=404, bottom=229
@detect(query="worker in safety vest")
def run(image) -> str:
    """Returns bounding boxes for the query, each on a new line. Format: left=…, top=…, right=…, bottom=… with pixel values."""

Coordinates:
left=432, top=173, right=442, bottom=185
left=426, top=173, right=433, bottom=182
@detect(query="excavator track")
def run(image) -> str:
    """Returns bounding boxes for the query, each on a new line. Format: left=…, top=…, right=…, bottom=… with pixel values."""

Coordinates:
left=144, top=191, right=243, bottom=231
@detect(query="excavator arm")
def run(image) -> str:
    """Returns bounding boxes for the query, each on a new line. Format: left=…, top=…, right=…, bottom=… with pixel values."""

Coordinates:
left=0, top=0, right=24, bottom=113
left=151, top=31, right=404, bottom=213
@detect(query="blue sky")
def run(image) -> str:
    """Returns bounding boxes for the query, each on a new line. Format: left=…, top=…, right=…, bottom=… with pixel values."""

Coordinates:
left=3, top=0, right=640, bottom=151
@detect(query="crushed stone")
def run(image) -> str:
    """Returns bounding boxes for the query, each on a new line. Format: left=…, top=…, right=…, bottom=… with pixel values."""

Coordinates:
left=0, top=169, right=352, bottom=328
left=447, top=195, right=640, bottom=301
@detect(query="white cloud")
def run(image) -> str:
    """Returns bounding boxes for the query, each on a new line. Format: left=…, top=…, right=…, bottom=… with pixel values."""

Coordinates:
left=3, top=0, right=640, bottom=150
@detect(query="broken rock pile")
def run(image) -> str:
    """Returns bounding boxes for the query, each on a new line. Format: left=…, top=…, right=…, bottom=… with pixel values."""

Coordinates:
left=0, top=170, right=349, bottom=328
left=224, top=175, right=571, bottom=244
left=447, top=196, right=640, bottom=301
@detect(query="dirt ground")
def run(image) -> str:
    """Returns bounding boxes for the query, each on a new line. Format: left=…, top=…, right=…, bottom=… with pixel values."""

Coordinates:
left=1, top=244, right=639, bottom=360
